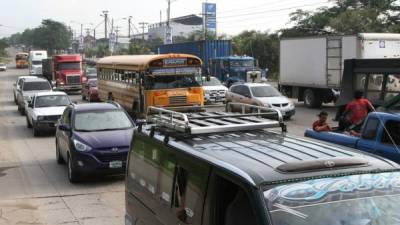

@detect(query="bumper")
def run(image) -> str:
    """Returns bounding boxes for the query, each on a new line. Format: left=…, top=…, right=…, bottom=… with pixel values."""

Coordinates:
left=57, top=85, right=82, bottom=91
left=35, top=120, right=58, bottom=131
left=281, top=109, right=296, bottom=117
left=72, top=151, right=128, bottom=175
left=205, top=95, right=226, bottom=103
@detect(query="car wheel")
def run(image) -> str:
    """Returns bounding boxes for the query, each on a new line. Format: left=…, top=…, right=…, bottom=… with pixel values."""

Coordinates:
left=68, top=154, right=80, bottom=183
left=18, top=104, right=25, bottom=115
left=56, top=141, right=65, bottom=164
left=26, top=117, right=32, bottom=128
left=82, top=94, right=86, bottom=101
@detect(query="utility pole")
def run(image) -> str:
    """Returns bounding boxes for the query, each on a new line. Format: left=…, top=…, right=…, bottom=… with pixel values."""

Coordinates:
left=128, top=16, right=132, bottom=38
left=139, top=22, right=148, bottom=41
left=101, top=10, right=109, bottom=39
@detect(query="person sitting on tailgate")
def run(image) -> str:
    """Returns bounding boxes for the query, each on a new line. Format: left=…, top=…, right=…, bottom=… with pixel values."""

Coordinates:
left=341, top=91, right=374, bottom=132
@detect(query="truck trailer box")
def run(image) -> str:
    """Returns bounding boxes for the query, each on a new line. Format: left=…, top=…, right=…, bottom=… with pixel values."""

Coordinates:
left=279, top=33, right=400, bottom=107
left=158, top=40, right=232, bottom=73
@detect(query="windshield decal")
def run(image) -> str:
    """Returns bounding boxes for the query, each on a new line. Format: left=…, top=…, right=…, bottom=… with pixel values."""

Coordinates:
left=265, top=172, right=400, bottom=209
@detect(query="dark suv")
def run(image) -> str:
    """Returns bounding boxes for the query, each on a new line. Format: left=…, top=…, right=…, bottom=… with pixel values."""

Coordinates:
left=55, top=102, right=134, bottom=182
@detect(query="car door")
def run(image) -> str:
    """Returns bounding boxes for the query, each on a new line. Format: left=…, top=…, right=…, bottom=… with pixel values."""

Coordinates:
left=378, top=120, right=400, bottom=163
left=58, top=107, right=72, bottom=158
left=356, top=118, right=381, bottom=155
left=240, top=86, right=254, bottom=105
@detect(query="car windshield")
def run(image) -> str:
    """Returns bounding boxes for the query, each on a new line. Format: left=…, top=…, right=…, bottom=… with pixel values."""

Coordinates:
left=58, top=62, right=80, bottom=70
left=74, top=110, right=133, bottom=132
left=203, top=77, right=222, bottom=86
left=251, top=86, right=281, bottom=97
left=86, top=67, right=97, bottom=75
left=23, top=82, right=51, bottom=91
left=265, top=172, right=400, bottom=225
left=32, top=60, right=42, bottom=65
left=230, top=60, right=254, bottom=67
left=145, top=75, right=200, bottom=90
left=35, top=95, right=70, bottom=108
left=87, top=80, right=98, bottom=87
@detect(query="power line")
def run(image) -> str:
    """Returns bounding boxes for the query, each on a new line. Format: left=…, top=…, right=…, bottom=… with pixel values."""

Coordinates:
left=217, top=1, right=329, bottom=19
left=218, top=0, right=305, bottom=15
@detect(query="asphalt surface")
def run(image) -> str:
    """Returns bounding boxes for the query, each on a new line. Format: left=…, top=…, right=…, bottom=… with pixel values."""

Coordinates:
left=0, top=55, right=338, bottom=225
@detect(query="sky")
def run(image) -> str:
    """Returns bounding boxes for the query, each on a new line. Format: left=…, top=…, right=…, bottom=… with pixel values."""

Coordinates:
left=0, top=0, right=333, bottom=38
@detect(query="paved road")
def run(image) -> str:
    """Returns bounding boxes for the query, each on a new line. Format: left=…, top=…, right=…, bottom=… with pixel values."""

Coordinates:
left=0, top=59, right=338, bottom=225
left=0, top=65, right=124, bottom=225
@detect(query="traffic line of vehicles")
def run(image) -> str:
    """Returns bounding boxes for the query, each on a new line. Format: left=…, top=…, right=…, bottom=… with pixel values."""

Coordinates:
left=11, top=48, right=400, bottom=225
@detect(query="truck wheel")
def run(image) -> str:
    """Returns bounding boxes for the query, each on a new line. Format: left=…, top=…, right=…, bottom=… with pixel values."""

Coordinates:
left=18, top=105, right=25, bottom=115
left=304, top=89, right=322, bottom=108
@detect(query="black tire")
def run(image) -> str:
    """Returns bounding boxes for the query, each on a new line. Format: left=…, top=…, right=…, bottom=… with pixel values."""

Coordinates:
left=304, top=89, right=322, bottom=108
left=26, top=117, right=32, bottom=128
left=56, top=141, right=65, bottom=164
left=82, top=94, right=86, bottom=101
left=18, top=104, right=25, bottom=115
left=14, top=95, right=17, bottom=104
left=68, top=155, right=80, bottom=183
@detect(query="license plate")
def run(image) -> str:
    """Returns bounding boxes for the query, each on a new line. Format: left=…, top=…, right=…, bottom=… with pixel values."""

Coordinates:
left=109, top=161, right=122, bottom=168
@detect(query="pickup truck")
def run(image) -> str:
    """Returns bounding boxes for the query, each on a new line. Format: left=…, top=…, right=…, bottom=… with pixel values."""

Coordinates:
left=305, top=112, right=400, bottom=163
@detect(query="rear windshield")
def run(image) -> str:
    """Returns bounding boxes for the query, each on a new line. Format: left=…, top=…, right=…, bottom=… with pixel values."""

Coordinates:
left=23, top=82, right=51, bottom=91
left=32, top=61, right=42, bottom=65
left=264, top=172, right=400, bottom=225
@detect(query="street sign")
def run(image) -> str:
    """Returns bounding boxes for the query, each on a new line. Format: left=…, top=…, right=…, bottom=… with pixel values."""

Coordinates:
left=203, top=2, right=217, bottom=32
left=164, top=26, right=173, bottom=45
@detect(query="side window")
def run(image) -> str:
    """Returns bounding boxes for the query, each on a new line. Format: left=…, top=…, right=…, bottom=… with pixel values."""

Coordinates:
left=172, top=162, right=209, bottom=224
left=362, top=118, right=380, bottom=140
left=381, top=120, right=400, bottom=146
left=62, top=108, right=72, bottom=125
left=231, top=86, right=239, bottom=94
left=241, top=86, right=251, bottom=97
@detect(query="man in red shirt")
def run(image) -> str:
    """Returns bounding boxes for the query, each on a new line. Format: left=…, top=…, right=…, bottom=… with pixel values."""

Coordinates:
left=313, top=111, right=332, bottom=132
left=343, top=90, right=373, bottom=127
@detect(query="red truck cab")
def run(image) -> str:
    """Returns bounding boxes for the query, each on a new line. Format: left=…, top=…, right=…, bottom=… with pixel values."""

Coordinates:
left=53, top=54, right=86, bottom=91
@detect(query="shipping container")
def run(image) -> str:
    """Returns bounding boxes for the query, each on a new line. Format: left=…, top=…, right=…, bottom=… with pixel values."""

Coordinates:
left=158, top=40, right=232, bottom=73
left=279, top=33, right=400, bottom=108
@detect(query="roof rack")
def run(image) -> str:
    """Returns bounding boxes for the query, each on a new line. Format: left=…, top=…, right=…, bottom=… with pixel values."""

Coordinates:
left=146, top=102, right=286, bottom=136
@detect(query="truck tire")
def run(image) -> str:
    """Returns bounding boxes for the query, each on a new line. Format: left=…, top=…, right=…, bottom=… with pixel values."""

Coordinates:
left=304, top=89, right=322, bottom=108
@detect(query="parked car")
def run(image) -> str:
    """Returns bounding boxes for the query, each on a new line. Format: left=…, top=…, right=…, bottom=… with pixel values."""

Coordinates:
left=16, top=78, right=52, bottom=115
left=26, top=91, right=71, bottom=136
left=305, top=111, right=400, bottom=163
left=226, top=83, right=295, bottom=119
left=13, top=76, right=38, bottom=104
left=125, top=105, right=400, bottom=225
left=55, top=103, right=135, bottom=182
left=81, top=79, right=99, bottom=102
left=0, top=63, right=7, bottom=71
left=202, top=76, right=228, bottom=104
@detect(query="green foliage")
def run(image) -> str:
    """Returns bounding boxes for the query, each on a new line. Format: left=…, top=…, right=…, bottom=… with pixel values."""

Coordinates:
left=0, top=38, right=8, bottom=58
left=232, top=31, right=279, bottom=75
left=128, top=38, right=163, bottom=54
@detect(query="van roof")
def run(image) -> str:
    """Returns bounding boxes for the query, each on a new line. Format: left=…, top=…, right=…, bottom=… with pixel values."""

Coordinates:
left=141, top=128, right=400, bottom=187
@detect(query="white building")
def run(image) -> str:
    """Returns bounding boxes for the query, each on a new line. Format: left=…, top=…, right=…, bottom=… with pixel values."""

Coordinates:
left=148, top=14, right=203, bottom=41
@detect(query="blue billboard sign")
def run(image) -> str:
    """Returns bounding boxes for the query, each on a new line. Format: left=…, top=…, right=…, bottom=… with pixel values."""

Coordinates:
left=203, top=3, right=217, bottom=31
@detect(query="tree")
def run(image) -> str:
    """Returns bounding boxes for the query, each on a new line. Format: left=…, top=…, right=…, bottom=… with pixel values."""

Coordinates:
left=32, top=19, right=72, bottom=54
left=0, top=38, right=8, bottom=58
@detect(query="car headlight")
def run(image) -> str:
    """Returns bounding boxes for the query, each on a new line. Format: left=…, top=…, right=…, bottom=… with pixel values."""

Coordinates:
left=264, top=103, right=272, bottom=108
left=289, top=102, right=295, bottom=107
left=73, top=139, right=92, bottom=152
left=37, top=116, right=44, bottom=121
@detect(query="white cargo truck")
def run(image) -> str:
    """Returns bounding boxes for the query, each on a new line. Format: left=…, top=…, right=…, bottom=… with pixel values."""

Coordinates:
left=279, top=33, right=400, bottom=108
left=29, top=50, right=48, bottom=76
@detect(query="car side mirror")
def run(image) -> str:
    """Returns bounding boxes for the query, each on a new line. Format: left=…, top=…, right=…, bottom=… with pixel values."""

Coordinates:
left=59, top=123, right=71, bottom=131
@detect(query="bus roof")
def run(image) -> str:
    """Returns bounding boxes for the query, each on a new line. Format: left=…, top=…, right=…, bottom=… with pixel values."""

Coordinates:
left=16, top=52, right=29, bottom=56
left=97, top=54, right=202, bottom=70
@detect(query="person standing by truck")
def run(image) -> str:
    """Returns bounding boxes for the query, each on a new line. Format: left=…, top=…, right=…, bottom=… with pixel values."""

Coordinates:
left=340, top=91, right=373, bottom=131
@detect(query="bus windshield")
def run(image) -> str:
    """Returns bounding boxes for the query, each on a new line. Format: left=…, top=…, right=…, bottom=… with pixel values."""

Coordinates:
left=230, top=60, right=254, bottom=67
left=145, top=75, right=201, bottom=90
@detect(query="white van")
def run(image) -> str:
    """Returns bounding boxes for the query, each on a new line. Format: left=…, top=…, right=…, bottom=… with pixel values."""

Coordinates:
left=29, top=50, right=48, bottom=75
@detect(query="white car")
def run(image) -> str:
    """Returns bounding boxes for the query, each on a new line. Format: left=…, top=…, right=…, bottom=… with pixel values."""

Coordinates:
left=16, top=78, right=52, bottom=115
left=13, top=76, right=38, bottom=104
left=202, top=77, right=228, bottom=104
left=25, top=91, right=71, bottom=136
left=226, top=83, right=296, bottom=119
left=0, top=63, right=6, bottom=71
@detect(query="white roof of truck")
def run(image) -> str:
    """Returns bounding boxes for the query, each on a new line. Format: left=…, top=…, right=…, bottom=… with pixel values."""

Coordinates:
left=358, top=33, right=400, bottom=40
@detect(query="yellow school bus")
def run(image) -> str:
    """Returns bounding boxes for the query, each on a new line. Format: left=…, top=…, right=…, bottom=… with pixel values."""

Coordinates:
left=97, top=54, right=204, bottom=117
left=15, top=52, right=29, bottom=68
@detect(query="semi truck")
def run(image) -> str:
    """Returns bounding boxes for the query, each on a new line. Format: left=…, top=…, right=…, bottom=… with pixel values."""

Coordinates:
left=29, top=50, right=48, bottom=75
left=158, top=40, right=261, bottom=85
left=42, top=54, right=85, bottom=91
left=279, top=33, right=400, bottom=108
